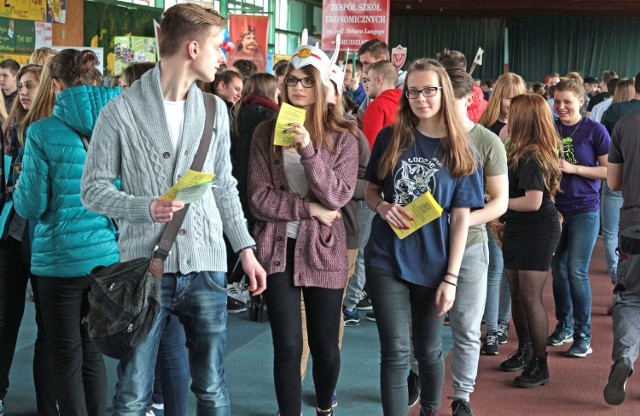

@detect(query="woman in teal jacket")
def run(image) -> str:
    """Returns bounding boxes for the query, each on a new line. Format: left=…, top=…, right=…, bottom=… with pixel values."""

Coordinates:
left=13, top=49, right=120, bottom=416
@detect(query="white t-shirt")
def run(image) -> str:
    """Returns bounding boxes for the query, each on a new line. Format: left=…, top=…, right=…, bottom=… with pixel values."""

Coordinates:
left=163, top=99, right=186, bottom=152
left=283, top=148, right=309, bottom=238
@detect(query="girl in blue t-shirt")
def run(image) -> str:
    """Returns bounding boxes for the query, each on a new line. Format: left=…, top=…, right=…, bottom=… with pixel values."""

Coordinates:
left=548, top=75, right=610, bottom=357
left=499, top=94, right=562, bottom=388
left=363, top=58, right=484, bottom=416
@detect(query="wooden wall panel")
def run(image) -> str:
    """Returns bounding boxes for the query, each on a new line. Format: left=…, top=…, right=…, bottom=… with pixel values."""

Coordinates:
left=52, top=0, right=84, bottom=46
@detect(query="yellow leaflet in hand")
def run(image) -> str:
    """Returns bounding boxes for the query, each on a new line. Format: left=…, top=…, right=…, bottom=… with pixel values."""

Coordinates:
left=158, top=170, right=216, bottom=203
left=274, top=103, right=306, bottom=147
left=391, top=192, right=444, bottom=240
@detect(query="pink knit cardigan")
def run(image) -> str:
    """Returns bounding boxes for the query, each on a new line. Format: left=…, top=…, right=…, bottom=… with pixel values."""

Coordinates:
left=248, top=119, right=359, bottom=289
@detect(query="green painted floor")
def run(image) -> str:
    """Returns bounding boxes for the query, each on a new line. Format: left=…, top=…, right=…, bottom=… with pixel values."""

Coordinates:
left=7, top=303, right=452, bottom=415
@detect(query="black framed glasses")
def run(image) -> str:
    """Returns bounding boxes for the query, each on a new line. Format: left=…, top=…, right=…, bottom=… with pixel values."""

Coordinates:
left=405, top=86, right=443, bottom=99
left=285, top=75, right=316, bottom=88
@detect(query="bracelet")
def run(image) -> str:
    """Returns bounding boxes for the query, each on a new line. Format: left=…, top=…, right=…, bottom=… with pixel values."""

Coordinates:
left=374, top=199, right=385, bottom=214
left=445, top=272, right=458, bottom=279
left=442, top=279, right=457, bottom=287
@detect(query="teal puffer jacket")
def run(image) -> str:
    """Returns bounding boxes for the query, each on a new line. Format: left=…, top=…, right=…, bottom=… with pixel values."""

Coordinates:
left=14, top=85, right=121, bottom=277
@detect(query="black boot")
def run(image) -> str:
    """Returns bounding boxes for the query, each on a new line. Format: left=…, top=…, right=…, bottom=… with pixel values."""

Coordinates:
left=514, top=354, right=550, bottom=388
left=499, top=342, right=533, bottom=372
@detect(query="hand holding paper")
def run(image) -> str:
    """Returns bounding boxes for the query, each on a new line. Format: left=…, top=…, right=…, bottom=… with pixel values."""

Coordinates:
left=274, top=103, right=307, bottom=147
left=158, top=170, right=216, bottom=204
left=390, top=192, right=444, bottom=240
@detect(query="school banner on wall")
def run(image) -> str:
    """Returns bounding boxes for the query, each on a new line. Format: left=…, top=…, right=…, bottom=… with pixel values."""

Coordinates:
left=321, top=0, right=389, bottom=50
left=0, top=0, right=47, bottom=21
left=0, top=17, right=36, bottom=54
left=227, top=15, right=269, bottom=72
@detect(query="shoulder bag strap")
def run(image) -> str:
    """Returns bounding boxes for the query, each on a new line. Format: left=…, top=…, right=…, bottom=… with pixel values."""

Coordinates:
left=150, top=93, right=217, bottom=276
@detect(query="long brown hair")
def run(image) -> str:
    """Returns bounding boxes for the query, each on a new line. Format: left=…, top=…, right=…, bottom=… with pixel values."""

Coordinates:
left=507, top=94, right=562, bottom=199
left=282, top=65, right=357, bottom=151
left=3, top=65, right=43, bottom=146
left=231, top=72, right=277, bottom=136
left=19, top=63, right=55, bottom=146
left=612, top=78, right=635, bottom=103
left=478, top=72, right=527, bottom=128
left=377, top=58, right=477, bottom=179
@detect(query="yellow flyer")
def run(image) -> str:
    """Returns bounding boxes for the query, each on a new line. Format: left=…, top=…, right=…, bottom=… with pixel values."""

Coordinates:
left=391, top=192, right=444, bottom=240
left=159, top=170, right=216, bottom=203
left=274, top=103, right=306, bottom=147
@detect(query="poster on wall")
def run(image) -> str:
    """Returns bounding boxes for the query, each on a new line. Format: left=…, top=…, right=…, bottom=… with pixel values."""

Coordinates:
left=113, top=36, right=157, bottom=75
left=321, top=0, right=390, bottom=50
left=47, top=0, right=66, bottom=24
left=227, top=15, right=269, bottom=72
left=35, top=22, right=53, bottom=49
left=0, top=17, right=36, bottom=55
left=13, top=0, right=47, bottom=21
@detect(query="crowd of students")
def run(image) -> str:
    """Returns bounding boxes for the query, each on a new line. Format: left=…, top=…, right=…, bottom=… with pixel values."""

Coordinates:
left=1, top=3, right=640, bottom=416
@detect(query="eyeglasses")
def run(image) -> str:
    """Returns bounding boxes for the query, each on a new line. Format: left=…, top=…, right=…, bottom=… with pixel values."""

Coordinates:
left=285, top=75, right=315, bottom=88
left=405, top=86, right=443, bottom=99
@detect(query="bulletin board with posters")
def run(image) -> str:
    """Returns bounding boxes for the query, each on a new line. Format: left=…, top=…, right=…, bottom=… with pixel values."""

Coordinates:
left=113, top=36, right=157, bottom=76
left=0, top=2, right=54, bottom=63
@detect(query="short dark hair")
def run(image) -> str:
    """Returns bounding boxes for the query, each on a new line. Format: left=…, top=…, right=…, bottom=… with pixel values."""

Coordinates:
left=446, top=67, right=474, bottom=99
left=232, top=59, right=257, bottom=79
left=273, top=60, right=289, bottom=77
left=357, top=39, right=389, bottom=60
left=482, top=79, right=494, bottom=89
left=437, top=50, right=467, bottom=71
left=122, top=62, right=155, bottom=85
left=212, top=70, right=242, bottom=92
left=0, top=59, right=20, bottom=74
left=606, top=77, right=620, bottom=94
left=584, top=76, right=598, bottom=85
left=346, top=59, right=363, bottom=72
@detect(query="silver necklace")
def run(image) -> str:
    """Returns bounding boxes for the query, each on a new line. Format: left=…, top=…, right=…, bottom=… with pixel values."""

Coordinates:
left=414, top=136, right=441, bottom=162
left=560, top=117, right=583, bottom=140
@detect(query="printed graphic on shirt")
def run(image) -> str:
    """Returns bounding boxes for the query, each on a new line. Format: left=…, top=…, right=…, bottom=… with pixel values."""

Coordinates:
left=561, top=137, right=577, bottom=164
left=393, top=156, right=442, bottom=205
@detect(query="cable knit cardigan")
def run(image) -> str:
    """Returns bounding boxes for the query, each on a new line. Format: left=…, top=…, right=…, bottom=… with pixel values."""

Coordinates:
left=248, top=119, right=359, bottom=289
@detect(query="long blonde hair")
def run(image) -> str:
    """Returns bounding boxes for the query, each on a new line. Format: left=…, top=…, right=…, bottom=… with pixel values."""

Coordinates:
left=377, top=58, right=477, bottom=179
left=612, top=79, right=635, bottom=103
left=478, top=72, right=527, bottom=128
left=506, top=94, right=562, bottom=199
left=282, top=65, right=357, bottom=152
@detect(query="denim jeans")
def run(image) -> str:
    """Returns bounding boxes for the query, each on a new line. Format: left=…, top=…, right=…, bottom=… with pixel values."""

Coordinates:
left=113, top=271, right=229, bottom=416
left=38, top=274, right=107, bottom=416
left=153, top=314, right=189, bottom=416
left=449, top=241, right=488, bottom=400
left=343, top=201, right=374, bottom=309
left=484, top=232, right=511, bottom=333
left=367, top=266, right=445, bottom=415
left=601, top=182, right=623, bottom=282
left=551, top=210, right=600, bottom=338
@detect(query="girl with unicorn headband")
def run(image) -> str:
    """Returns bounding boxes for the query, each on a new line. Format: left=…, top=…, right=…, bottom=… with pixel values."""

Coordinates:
left=248, top=31, right=359, bottom=416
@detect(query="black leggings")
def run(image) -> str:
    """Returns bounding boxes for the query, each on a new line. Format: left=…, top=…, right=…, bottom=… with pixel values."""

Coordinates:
left=264, top=239, right=343, bottom=416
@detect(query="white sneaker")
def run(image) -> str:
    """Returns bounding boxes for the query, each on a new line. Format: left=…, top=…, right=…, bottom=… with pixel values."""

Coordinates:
left=227, top=282, right=250, bottom=304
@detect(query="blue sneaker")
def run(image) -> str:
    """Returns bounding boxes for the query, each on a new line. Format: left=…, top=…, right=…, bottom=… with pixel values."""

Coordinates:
left=566, top=335, right=592, bottom=358
left=343, top=306, right=360, bottom=326
left=547, top=323, right=573, bottom=346
left=0, top=399, right=5, bottom=416
left=332, top=391, right=338, bottom=408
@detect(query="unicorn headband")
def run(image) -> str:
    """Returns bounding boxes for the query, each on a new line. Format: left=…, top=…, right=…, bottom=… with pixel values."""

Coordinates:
left=289, top=29, right=341, bottom=86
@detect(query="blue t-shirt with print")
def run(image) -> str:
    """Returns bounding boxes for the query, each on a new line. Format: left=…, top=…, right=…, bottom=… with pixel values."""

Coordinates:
left=364, top=127, right=485, bottom=289
left=555, top=116, right=610, bottom=217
